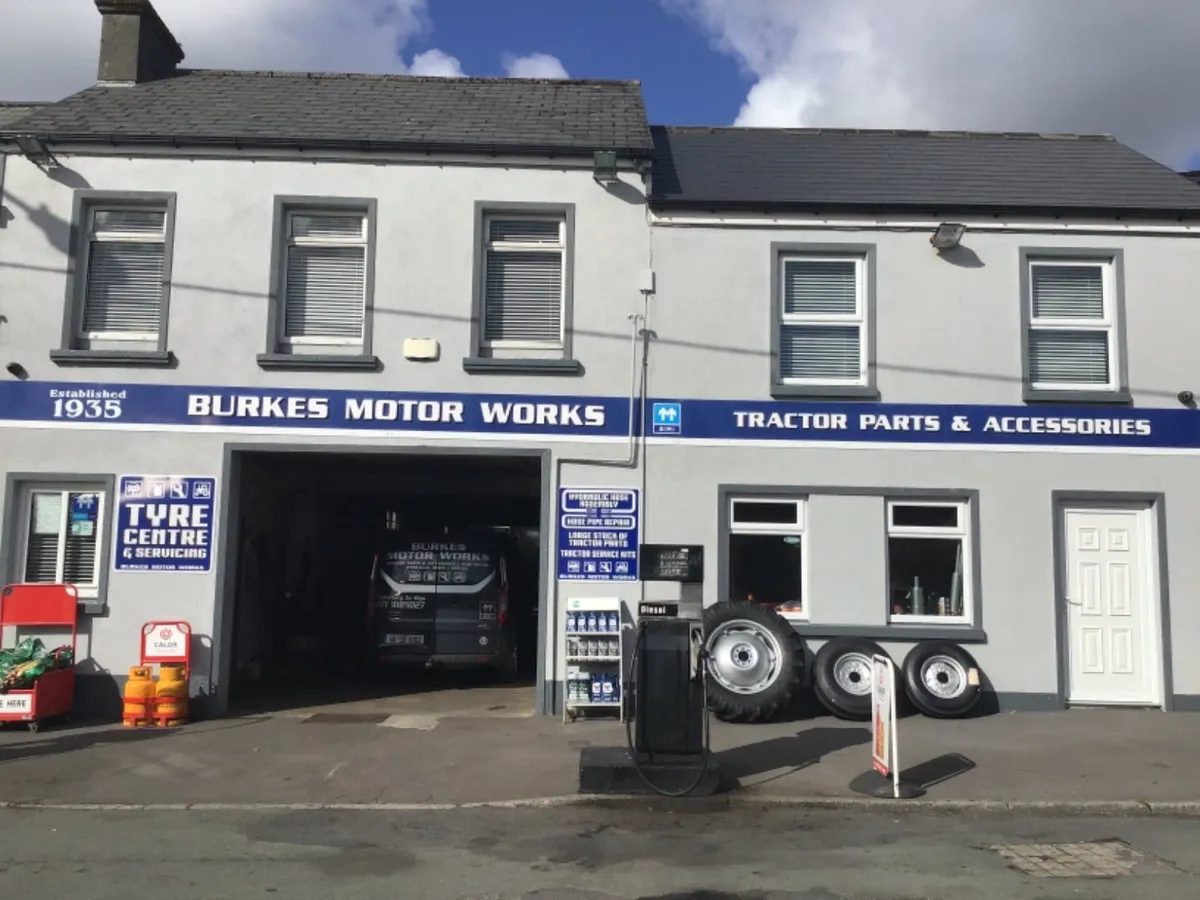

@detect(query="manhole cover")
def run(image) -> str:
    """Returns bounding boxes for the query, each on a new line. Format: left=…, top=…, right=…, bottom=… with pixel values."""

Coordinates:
left=990, top=838, right=1176, bottom=878
left=302, top=713, right=389, bottom=725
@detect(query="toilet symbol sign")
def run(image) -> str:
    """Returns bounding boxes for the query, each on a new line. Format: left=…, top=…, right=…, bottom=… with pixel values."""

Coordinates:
left=651, top=402, right=682, bottom=436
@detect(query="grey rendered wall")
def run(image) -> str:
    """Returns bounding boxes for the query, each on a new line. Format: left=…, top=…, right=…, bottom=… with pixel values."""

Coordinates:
left=635, top=441, right=1200, bottom=703
left=646, top=225, right=1200, bottom=408
left=0, top=154, right=650, bottom=392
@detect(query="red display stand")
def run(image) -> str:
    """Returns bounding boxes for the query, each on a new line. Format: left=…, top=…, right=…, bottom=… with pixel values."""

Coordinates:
left=0, top=584, right=78, bottom=732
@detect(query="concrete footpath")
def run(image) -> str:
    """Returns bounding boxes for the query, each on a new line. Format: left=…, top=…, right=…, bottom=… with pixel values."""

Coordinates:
left=0, top=708, right=1197, bottom=812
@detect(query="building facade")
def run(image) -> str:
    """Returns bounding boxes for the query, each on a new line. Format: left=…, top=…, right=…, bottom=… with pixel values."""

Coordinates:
left=2, top=0, right=1200, bottom=720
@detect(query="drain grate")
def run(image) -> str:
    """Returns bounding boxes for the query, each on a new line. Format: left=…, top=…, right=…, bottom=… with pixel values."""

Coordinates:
left=302, top=713, right=390, bottom=725
left=990, top=838, right=1175, bottom=878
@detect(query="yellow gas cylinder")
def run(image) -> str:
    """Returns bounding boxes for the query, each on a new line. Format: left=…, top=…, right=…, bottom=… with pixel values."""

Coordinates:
left=122, top=667, right=155, bottom=727
left=154, top=663, right=189, bottom=726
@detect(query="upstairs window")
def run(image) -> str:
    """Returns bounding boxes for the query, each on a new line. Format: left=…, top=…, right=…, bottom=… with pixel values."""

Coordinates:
left=80, top=207, right=168, bottom=342
left=281, top=211, right=369, bottom=347
left=778, top=256, right=867, bottom=385
left=482, top=216, right=566, bottom=350
left=1026, top=258, right=1118, bottom=393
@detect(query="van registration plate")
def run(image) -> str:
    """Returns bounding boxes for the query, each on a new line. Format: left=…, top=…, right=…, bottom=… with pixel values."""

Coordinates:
left=383, top=634, right=424, bottom=646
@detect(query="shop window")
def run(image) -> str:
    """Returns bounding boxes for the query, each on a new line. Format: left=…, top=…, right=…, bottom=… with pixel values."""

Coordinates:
left=19, top=487, right=106, bottom=601
left=886, top=500, right=970, bottom=622
left=726, top=497, right=806, bottom=617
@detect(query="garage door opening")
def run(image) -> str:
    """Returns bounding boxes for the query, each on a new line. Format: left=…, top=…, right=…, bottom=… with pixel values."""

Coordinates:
left=222, top=450, right=544, bottom=719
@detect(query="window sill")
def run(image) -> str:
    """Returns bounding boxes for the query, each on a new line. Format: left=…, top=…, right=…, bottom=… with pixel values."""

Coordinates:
left=771, top=384, right=880, bottom=401
left=50, top=349, right=174, bottom=368
left=1023, top=388, right=1132, bottom=405
left=462, top=357, right=583, bottom=376
left=789, top=622, right=986, bottom=643
left=257, top=353, right=380, bottom=372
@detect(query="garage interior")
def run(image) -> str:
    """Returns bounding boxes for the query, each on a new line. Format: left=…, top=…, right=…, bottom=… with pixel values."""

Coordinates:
left=224, top=450, right=544, bottom=719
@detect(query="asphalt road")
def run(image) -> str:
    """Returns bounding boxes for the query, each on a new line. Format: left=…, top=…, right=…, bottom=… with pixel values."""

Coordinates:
left=0, top=804, right=1197, bottom=900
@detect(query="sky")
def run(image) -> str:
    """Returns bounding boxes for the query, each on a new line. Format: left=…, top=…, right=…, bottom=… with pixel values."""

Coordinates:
left=1, top=0, right=1198, bottom=170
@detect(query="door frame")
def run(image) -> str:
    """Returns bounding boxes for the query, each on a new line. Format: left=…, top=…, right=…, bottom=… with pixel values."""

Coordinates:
left=1051, top=491, right=1173, bottom=710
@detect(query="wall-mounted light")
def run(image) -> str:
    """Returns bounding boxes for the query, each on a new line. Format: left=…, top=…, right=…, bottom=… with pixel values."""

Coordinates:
left=14, top=135, right=59, bottom=171
left=5, top=362, right=28, bottom=380
left=930, top=222, right=966, bottom=251
left=592, top=150, right=619, bottom=185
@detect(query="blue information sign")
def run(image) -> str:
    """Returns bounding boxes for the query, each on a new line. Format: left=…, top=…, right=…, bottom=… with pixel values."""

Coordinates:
left=651, top=401, right=682, bottom=436
left=557, top=488, right=640, bottom=582
left=114, top=475, right=217, bottom=573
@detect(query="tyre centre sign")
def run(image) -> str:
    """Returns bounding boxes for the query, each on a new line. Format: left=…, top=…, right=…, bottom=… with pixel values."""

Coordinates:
left=115, top=476, right=216, bottom=573
left=0, top=380, right=1197, bottom=450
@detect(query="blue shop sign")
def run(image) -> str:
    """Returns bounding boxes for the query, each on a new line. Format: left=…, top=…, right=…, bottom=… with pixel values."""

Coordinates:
left=557, top=488, right=640, bottom=582
left=114, top=475, right=217, bottom=573
left=0, top=380, right=1197, bottom=450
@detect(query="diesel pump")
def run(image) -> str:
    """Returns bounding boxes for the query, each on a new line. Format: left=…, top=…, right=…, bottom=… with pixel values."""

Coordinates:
left=578, top=544, right=721, bottom=797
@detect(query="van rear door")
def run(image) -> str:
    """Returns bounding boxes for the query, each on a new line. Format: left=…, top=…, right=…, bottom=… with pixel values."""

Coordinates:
left=433, top=540, right=502, bottom=658
left=372, top=540, right=439, bottom=658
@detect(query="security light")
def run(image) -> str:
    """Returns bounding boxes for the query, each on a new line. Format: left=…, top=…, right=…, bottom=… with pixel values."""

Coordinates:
left=592, top=150, right=619, bottom=185
left=930, top=222, right=966, bottom=251
left=15, top=135, right=59, bottom=171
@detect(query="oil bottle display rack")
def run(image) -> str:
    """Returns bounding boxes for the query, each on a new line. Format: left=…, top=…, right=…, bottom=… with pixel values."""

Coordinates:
left=562, top=597, right=626, bottom=723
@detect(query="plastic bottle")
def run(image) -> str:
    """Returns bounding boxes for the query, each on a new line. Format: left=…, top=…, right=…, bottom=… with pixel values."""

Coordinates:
left=567, top=612, right=577, bottom=633
left=591, top=671, right=604, bottom=702
left=587, top=612, right=597, bottom=632
left=608, top=612, right=619, bottom=632
left=601, top=674, right=614, bottom=703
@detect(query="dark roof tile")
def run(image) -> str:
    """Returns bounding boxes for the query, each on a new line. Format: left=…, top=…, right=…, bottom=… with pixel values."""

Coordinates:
left=0, top=102, right=48, bottom=130
left=1, top=71, right=652, bottom=156
left=650, top=126, right=1200, bottom=217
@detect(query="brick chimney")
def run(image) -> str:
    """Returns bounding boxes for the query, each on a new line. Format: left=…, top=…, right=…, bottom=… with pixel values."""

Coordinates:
left=94, top=0, right=184, bottom=84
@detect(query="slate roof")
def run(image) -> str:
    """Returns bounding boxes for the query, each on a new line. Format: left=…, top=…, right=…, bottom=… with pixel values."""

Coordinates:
left=651, top=126, right=1200, bottom=217
left=0, top=102, right=46, bottom=130
left=0, top=71, right=653, bottom=157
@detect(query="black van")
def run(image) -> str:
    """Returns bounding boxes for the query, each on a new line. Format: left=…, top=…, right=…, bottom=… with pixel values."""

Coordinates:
left=366, top=531, right=518, bottom=677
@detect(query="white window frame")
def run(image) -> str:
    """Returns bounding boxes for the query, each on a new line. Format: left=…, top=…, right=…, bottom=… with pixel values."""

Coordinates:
left=1027, top=258, right=1118, bottom=393
left=280, top=209, right=369, bottom=348
left=482, top=214, right=567, bottom=351
left=727, top=496, right=808, bottom=620
left=17, top=485, right=107, bottom=602
left=886, top=499, right=972, bottom=625
left=79, top=205, right=167, bottom=342
left=778, top=254, right=868, bottom=387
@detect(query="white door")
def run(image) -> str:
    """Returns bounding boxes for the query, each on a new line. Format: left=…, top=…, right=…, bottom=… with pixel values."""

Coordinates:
left=1063, top=506, right=1160, bottom=706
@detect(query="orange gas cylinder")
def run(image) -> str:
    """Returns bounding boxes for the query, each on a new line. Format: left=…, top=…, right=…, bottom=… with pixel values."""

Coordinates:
left=122, top=666, right=155, bottom=727
left=154, top=663, right=189, bottom=726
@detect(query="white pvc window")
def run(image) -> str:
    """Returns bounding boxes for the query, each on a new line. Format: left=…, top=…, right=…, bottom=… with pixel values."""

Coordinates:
left=886, top=500, right=971, bottom=623
left=19, top=487, right=106, bottom=601
left=482, top=216, right=566, bottom=350
left=281, top=211, right=368, bottom=346
left=1027, top=259, right=1117, bottom=392
left=778, top=256, right=867, bottom=385
left=727, top=497, right=807, bottom=618
left=80, top=207, right=167, bottom=341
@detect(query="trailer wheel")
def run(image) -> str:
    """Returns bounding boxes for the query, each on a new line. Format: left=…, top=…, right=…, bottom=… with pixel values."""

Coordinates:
left=901, top=641, right=983, bottom=719
left=813, top=637, right=888, bottom=721
left=703, top=602, right=803, bottom=724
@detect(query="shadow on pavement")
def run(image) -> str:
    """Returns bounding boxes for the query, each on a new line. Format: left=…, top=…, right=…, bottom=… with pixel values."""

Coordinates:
left=718, top=726, right=871, bottom=790
left=900, top=752, right=976, bottom=789
left=0, top=723, right=173, bottom=764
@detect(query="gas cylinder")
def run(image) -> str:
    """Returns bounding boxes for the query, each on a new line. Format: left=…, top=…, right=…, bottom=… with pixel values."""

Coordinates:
left=154, top=663, right=189, bottom=726
left=122, top=667, right=155, bottom=727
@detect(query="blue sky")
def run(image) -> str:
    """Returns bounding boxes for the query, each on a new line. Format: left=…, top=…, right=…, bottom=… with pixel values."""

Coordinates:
left=2, top=0, right=1199, bottom=169
left=404, top=0, right=748, bottom=127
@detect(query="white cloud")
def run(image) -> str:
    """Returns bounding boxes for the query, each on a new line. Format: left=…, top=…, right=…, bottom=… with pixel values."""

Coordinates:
left=0, top=0, right=464, bottom=100
left=502, top=53, right=570, bottom=80
left=408, top=48, right=465, bottom=78
left=666, top=0, right=1200, bottom=167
